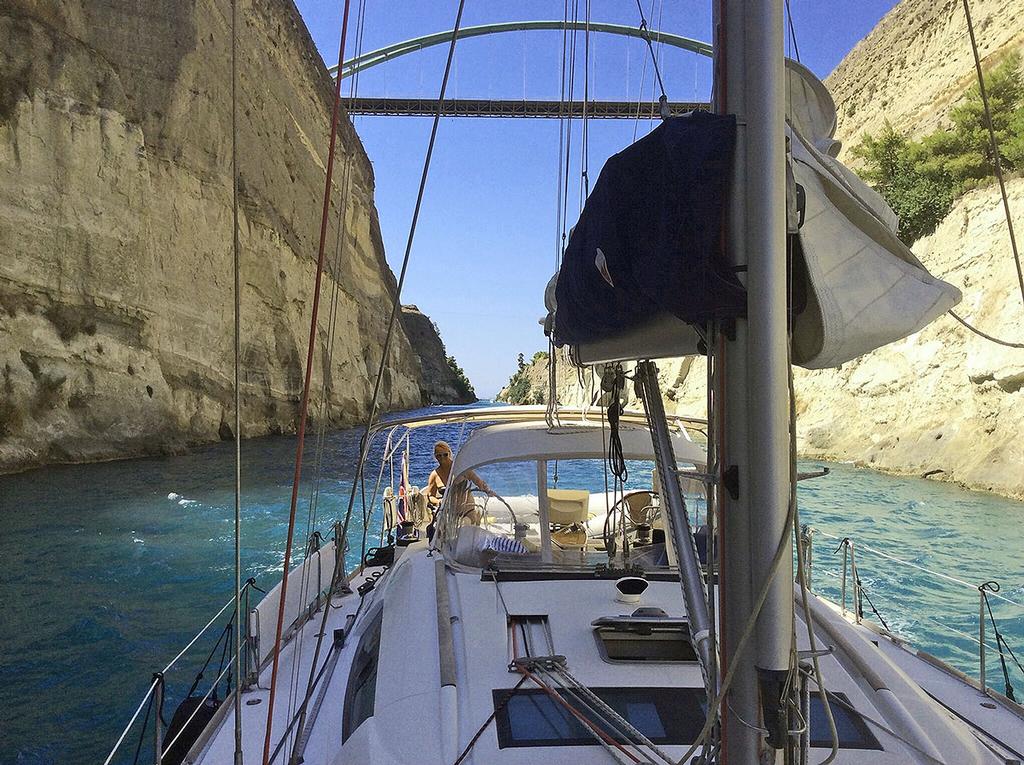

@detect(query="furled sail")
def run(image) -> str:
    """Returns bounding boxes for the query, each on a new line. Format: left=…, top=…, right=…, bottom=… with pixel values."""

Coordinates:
left=546, top=61, right=961, bottom=369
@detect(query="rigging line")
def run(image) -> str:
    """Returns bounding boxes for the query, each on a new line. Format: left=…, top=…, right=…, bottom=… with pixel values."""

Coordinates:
left=559, top=0, right=580, bottom=257
left=129, top=684, right=155, bottom=765
left=580, top=0, right=592, bottom=207
left=790, top=355, right=840, bottom=764
left=287, top=156, right=356, bottom=749
left=260, top=1, right=354, bottom=762
left=961, top=0, right=1024, bottom=310
left=229, top=0, right=244, bottom=760
left=518, top=666, right=643, bottom=763
left=286, top=70, right=359, bottom=765
left=554, top=0, right=570, bottom=268
left=671, top=449, right=800, bottom=765
left=289, top=0, right=470, bottom=748
left=102, top=678, right=159, bottom=765
left=632, top=0, right=657, bottom=141
left=948, top=309, right=1024, bottom=348
left=452, top=673, right=531, bottom=765
left=633, top=0, right=667, bottom=101
left=305, top=158, right=355, bottom=538
left=305, top=0, right=368, bottom=564
left=805, top=682, right=948, bottom=765
left=784, top=0, right=801, bottom=63
left=980, top=582, right=1024, bottom=699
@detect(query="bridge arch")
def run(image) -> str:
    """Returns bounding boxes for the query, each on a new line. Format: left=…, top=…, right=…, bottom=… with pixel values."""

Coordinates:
left=330, top=20, right=711, bottom=80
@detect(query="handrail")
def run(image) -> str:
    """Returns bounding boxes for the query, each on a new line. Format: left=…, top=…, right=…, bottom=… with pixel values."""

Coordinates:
left=105, top=580, right=259, bottom=765
left=159, top=651, right=238, bottom=758
left=810, top=527, right=1023, bottom=693
left=102, top=677, right=160, bottom=765
left=812, top=529, right=1023, bottom=608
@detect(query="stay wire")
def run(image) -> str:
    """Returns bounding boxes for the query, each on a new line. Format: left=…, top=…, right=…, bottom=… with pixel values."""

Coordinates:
left=287, top=0, right=469, bottom=752
left=633, top=0, right=668, bottom=102
left=631, top=0, right=655, bottom=141
left=287, top=0, right=367, bottom=734
left=286, top=6, right=365, bottom=741
left=230, top=0, right=244, bottom=759
left=580, top=0, right=592, bottom=206
left=948, top=310, right=1024, bottom=348
left=961, top=0, right=1024, bottom=311
left=260, top=1, right=354, bottom=762
left=559, top=0, right=580, bottom=255
left=784, top=0, right=801, bottom=63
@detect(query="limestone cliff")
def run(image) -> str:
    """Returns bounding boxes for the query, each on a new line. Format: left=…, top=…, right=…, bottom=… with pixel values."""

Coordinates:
left=0, top=0, right=456, bottom=472
left=399, top=305, right=476, bottom=405
left=501, top=0, right=1024, bottom=500
left=828, top=0, right=1024, bottom=158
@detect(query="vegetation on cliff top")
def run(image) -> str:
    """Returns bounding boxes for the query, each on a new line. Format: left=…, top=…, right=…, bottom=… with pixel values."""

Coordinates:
left=499, top=351, right=548, bottom=405
left=445, top=355, right=476, bottom=402
left=854, top=54, right=1024, bottom=243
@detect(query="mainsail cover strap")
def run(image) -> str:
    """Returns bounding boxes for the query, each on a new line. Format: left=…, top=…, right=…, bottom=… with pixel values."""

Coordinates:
left=552, top=112, right=745, bottom=345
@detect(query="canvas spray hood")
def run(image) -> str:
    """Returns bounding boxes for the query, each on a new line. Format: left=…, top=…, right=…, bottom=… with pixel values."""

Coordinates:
left=545, top=60, right=961, bottom=369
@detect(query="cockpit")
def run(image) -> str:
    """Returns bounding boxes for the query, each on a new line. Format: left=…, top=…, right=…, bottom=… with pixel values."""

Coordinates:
left=429, top=419, right=707, bottom=574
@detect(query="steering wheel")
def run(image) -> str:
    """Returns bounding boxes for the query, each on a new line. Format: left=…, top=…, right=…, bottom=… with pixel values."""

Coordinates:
left=603, top=490, right=660, bottom=555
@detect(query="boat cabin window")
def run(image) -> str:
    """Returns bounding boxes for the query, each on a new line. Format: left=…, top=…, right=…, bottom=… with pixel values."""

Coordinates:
left=491, top=686, right=705, bottom=748
left=439, top=458, right=705, bottom=573
left=809, top=693, right=882, bottom=750
left=490, top=686, right=880, bottom=751
left=341, top=609, right=383, bottom=743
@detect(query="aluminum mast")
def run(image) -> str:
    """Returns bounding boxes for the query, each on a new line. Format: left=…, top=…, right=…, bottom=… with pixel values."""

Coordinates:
left=715, top=0, right=794, bottom=761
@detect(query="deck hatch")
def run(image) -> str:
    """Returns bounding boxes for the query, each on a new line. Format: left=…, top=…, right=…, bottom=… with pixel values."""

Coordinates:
left=492, top=686, right=705, bottom=748
left=592, top=615, right=697, bottom=663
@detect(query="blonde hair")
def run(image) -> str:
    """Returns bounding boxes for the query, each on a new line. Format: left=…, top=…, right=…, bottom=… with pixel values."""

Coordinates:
left=434, top=440, right=452, bottom=455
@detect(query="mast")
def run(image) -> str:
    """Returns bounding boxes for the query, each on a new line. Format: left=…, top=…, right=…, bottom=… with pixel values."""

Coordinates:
left=714, top=0, right=794, bottom=761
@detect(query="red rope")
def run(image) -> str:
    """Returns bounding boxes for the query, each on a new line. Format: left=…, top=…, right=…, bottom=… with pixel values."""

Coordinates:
left=261, top=3, right=353, bottom=763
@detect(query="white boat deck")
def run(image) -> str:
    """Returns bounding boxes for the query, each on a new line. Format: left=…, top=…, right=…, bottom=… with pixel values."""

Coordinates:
left=190, top=542, right=1024, bottom=764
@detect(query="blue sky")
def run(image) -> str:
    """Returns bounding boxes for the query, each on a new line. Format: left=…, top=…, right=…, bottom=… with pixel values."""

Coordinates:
left=293, top=1, right=900, bottom=397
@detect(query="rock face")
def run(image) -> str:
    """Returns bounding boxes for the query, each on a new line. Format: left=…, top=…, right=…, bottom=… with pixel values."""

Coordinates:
left=399, top=305, right=476, bottom=405
left=795, top=181, right=1024, bottom=498
left=0, top=0, right=464, bottom=473
left=828, top=0, right=1024, bottom=156
left=502, top=0, right=1024, bottom=500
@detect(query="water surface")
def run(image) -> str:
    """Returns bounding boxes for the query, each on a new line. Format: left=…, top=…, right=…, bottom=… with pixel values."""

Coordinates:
left=1, top=406, right=1021, bottom=764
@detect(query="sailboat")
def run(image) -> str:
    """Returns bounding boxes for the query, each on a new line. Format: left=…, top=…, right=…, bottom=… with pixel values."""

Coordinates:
left=105, top=0, right=1024, bottom=763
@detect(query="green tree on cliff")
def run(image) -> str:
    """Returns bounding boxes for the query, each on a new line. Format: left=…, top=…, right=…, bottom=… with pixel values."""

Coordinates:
left=854, top=54, right=1024, bottom=244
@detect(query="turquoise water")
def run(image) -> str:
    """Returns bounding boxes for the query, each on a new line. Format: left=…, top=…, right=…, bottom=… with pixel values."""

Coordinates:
left=1, top=406, right=1022, bottom=764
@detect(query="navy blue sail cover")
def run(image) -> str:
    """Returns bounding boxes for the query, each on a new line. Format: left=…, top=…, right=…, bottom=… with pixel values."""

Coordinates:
left=553, top=112, right=745, bottom=345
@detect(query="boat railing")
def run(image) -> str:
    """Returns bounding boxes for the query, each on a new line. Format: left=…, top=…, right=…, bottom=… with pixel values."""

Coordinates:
left=102, top=578, right=257, bottom=765
left=804, top=527, right=1024, bottom=696
left=104, top=526, right=342, bottom=765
